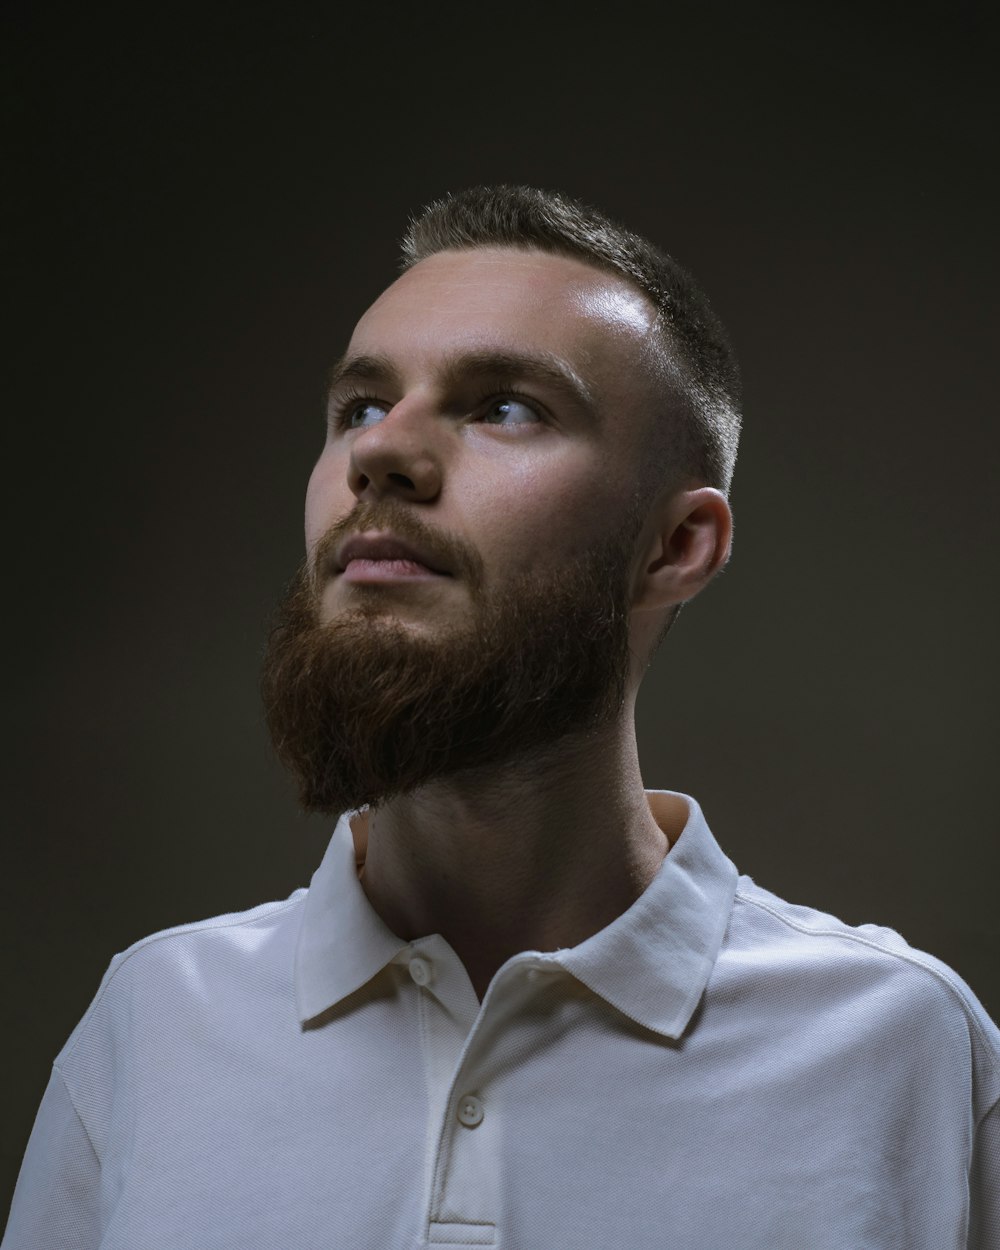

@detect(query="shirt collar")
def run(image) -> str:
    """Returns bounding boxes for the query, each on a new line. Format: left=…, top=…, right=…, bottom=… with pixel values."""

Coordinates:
left=557, top=791, right=739, bottom=1038
left=294, top=789, right=738, bottom=1039
left=294, top=807, right=408, bottom=1024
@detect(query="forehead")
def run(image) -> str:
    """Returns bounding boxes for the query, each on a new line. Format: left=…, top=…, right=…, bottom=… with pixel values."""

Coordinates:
left=348, top=247, right=660, bottom=389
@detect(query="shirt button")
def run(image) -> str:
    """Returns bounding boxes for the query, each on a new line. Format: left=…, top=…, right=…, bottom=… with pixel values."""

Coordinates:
left=456, top=1094, right=484, bottom=1128
left=409, top=957, right=433, bottom=986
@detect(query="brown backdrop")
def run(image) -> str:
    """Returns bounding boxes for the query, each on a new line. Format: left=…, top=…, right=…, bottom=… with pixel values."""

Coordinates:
left=4, top=4, right=997, bottom=1211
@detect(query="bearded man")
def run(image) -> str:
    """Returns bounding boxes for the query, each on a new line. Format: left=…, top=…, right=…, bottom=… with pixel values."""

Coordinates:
left=5, top=186, right=998, bottom=1248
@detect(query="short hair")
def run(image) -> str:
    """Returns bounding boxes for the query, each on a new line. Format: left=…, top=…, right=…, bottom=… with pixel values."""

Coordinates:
left=400, top=185, right=742, bottom=501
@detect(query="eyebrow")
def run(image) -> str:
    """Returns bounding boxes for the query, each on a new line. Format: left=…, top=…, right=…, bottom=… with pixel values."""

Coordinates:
left=325, top=348, right=598, bottom=418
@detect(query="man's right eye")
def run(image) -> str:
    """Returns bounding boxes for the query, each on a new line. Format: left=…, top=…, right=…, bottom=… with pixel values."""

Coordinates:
left=346, top=400, right=390, bottom=429
left=331, top=394, right=391, bottom=430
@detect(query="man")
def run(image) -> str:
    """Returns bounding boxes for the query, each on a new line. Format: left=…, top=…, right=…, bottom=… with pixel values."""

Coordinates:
left=4, top=186, right=997, bottom=1247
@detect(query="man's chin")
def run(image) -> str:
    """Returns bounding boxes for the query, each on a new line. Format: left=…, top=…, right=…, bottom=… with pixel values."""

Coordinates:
left=319, top=578, right=462, bottom=624
left=262, top=531, right=638, bottom=820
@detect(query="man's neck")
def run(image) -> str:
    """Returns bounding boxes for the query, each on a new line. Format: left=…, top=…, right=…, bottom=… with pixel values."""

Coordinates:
left=351, top=721, right=682, bottom=1002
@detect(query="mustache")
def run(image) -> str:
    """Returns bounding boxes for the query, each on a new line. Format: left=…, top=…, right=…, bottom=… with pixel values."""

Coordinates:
left=309, top=498, right=485, bottom=593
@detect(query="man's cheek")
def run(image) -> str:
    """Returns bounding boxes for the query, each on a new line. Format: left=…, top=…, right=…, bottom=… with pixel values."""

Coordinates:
left=304, top=460, right=340, bottom=550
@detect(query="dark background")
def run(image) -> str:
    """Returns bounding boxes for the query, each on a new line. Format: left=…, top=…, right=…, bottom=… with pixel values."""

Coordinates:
left=4, top=4, right=997, bottom=1210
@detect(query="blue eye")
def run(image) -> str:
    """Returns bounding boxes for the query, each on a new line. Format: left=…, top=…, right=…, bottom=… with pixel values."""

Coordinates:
left=482, top=398, right=540, bottom=426
left=344, top=399, right=390, bottom=429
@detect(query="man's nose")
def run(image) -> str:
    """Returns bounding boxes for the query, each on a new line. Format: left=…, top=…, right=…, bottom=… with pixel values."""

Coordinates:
left=346, top=399, right=444, bottom=503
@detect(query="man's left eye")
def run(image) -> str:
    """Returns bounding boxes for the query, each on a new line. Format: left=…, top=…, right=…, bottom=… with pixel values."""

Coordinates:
left=481, top=398, right=540, bottom=426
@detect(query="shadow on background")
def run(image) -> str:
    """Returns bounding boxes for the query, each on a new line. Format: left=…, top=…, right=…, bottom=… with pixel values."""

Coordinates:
left=4, top=3, right=997, bottom=1210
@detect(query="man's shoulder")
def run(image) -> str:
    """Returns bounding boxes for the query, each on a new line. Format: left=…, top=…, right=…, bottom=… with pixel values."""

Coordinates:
left=726, top=875, right=1000, bottom=1110
left=112, top=889, right=308, bottom=963
left=731, top=875, right=981, bottom=991
left=55, top=890, right=309, bottom=1069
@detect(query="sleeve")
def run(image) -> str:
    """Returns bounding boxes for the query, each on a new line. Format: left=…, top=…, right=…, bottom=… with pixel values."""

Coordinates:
left=969, top=1093, right=999, bottom=1249
left=1, top=1065, right=101, bottom=1250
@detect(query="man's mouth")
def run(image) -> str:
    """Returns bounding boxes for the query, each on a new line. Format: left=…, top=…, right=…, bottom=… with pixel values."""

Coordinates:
left=334, top=530, right=452, bottom=578
left=341, top=557, right=444, bottom=582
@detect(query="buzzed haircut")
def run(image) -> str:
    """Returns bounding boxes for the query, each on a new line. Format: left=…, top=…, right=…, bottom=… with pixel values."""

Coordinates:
left=400, top=185, right=742, bottom=502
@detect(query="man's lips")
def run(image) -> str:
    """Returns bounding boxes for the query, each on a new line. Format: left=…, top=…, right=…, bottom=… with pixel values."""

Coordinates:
left=333, top=531, right=452, bottom=579
left=341, top=557, right=443, bottom=582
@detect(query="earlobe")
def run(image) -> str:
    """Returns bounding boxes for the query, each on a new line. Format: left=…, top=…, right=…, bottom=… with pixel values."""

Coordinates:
left=634, top=487, right=733, bottom=611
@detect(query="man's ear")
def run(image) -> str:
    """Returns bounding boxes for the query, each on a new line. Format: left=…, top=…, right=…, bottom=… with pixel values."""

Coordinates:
left=632, top=486, right=733, bottom=614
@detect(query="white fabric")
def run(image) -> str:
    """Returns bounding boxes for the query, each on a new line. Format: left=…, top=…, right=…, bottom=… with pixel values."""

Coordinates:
left=4, top=790, right=998, bottom=1248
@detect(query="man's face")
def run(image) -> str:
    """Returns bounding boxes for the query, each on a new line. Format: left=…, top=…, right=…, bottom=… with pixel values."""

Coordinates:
left=309, top=247, right=663, bottom=625
left=261, top=247, right=665, bottom=815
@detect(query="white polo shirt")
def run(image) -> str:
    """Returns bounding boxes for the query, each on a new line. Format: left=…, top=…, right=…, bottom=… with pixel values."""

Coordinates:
left=4, top=791, right=998, bottom=1248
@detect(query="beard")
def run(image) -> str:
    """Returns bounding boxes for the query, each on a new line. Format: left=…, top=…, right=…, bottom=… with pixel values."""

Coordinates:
left=259, top=496, right=644, bottom=818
